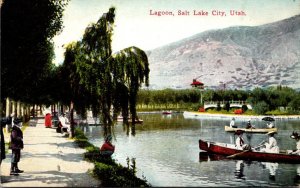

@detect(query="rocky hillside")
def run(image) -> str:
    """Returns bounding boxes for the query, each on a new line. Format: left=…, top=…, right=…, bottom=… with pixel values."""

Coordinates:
left=147, top=15, right=300, bottom=90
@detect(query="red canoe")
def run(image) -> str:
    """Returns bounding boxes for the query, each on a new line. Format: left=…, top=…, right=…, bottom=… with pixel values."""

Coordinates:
left=199, top=139, right=300, bottom=163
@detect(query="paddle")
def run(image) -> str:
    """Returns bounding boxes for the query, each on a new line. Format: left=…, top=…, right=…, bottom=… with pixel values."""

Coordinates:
left=227, top=140, right=266, bottom=159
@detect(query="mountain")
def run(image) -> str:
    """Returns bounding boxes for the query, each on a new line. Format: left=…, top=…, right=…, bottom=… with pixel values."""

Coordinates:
left=146, top=15, right=300, bottom=90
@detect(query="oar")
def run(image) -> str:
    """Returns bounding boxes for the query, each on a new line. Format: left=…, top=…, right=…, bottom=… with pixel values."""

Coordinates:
left=227, top=150, right=250, bottom=159
left=227, top=141, right=266, bottom=159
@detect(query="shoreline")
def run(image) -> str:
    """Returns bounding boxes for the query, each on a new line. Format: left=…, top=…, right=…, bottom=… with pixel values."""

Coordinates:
left=182, top=111, right=300, bottom=120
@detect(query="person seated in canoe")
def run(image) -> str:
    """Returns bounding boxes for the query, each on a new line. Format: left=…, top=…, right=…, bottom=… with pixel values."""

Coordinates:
left=260, top=131, right=279, bottom=153
left=230, top=118, right=237, bottom=128
left=267, top=122, right=275, bottom=129
left=287, top=131, right=300, bottom=155
left=235, top=130, right=251, bottom=150
left=246, top=120, right=255, bottom=129
left=100, top=135, right=115, bottom=157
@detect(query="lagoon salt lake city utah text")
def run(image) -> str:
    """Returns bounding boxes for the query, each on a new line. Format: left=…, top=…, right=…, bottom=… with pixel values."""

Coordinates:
left=149, top=9, right=246, bottom=17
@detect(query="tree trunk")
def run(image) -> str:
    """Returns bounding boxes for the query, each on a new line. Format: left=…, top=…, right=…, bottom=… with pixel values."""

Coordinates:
left=69, top=101, right=75, bottom=138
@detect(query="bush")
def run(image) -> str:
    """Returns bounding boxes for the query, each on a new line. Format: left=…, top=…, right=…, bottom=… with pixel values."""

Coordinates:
left=93, top=161, right=150, bottom=187
left=224, top=101, right=230, bottom=112
left=253, top=101, right=269, bottom=115
left=216, top=102, right=221, bottom=111
left=190, top=103, right=201, bottom=111
left=74, top=128, right=150, bottom=187
left=241, top=104, right=248, bottom=112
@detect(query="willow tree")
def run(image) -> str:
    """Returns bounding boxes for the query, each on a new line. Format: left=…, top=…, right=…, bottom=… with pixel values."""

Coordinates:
left=71, top=7, right=149, bottom=127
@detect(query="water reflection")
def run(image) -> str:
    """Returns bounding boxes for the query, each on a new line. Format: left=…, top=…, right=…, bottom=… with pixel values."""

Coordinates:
left=199, top=151, right=300, bottom=184
left=261, top=162, right=278, bottom=181
left=81, top=113, right=300, bottom=187
left=235, top=160, right=245, bottom=180
left=295, top=165, right=300, bottom=183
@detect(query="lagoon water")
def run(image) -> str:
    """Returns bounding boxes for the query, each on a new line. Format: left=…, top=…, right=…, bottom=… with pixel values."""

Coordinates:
left=81, top=113, right=300, bottom=187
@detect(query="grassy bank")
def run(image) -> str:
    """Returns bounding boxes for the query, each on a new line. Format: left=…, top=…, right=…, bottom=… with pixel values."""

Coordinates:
left=73, top=128, right=151, bottom=187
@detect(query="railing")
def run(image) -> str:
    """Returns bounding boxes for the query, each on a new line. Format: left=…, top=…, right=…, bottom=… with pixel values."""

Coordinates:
left=204, top=101, right=252, bottom=110
left=204, top=101, right=247, bottom=105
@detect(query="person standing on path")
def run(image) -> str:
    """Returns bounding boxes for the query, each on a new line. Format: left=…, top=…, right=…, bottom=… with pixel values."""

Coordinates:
left=44, top=113, right=52, bottom=128
left=1, top=117, right=7, bottom=165
left=9, top=118, right=24, bottom=175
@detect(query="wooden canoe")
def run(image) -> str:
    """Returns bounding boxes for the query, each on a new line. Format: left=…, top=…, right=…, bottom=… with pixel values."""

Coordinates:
left=199, top=139, right=300, bottom=163
left=225, top=126, right=277, bottom=133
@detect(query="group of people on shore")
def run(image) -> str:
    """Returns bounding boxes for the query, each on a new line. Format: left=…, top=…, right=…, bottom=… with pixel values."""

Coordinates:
left=0, top=111, right=115, bottom=177
left=44, top=112, right=70, bottom=136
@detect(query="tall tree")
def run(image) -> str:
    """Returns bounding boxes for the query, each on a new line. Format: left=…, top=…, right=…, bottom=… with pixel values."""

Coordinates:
left=1, top=0, right=68, bottom=104
left=66, top=7, right=149, bottom=129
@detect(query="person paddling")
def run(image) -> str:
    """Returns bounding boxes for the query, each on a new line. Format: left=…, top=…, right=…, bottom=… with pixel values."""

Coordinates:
left=288, top=131, right=300, bottom=155
left=230, top=118, right=237, bottom=128
left=235, top=130, right=250, bottom=150
left=246, top=120, right=255, bottom=129
left=260, top=131, right=279, bottom=153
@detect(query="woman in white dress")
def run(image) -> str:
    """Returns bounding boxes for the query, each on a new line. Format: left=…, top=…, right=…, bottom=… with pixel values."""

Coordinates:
left=260, top=131, right=279, bottom=153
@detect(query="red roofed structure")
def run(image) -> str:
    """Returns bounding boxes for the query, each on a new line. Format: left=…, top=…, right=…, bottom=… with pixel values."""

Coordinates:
left=191, top=79, right=204, bottom=89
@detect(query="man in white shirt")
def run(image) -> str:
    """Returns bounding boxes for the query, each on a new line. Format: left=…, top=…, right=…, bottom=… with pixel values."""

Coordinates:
left=230, top=118, right=237, bottom=128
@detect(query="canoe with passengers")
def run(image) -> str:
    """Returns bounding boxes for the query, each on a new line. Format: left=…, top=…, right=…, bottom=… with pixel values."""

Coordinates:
left=224, top=126, right=277, bottom=133
left=199, top=139, right=300, bottom=163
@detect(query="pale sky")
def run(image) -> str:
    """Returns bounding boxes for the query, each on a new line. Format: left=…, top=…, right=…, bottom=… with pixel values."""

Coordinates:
left=53, top=0, right=300, bottom=65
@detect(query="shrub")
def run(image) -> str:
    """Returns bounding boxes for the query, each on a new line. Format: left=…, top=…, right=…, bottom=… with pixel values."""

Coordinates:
left=241, top=104, right=248, bottom=112
left=216, top=102, right=221, bottom=111
left=253, top=101, right=269, bottom=115
left=74, top=128, right=150, bottom=187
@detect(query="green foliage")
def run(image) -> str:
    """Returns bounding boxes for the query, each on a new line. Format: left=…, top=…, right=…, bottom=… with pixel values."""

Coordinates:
left=93, top=161, right=149, bottom=187
left=253, top=101, right=269, bottom=115
left=216, top=102, right=221, bottom=111
left=74, top=128, right=150, bottom=187
left=136, top=87, right=299, bottom=115
left=265, top=110, right=290, bottom=115
left=224, top=101, right=230, bottom=112
left=60, top=7, right=150, bottom=127
left=241, top=104, right=248, bottom=112
left=288, top=92, right=300, bottom=113
left=1, top=0, right=69, bottom=103
left=189, top=103, right=201, bottom=111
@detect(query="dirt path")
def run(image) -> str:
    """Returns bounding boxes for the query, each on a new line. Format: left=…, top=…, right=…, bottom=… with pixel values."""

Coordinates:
left=0, top=117, right=101, bottom=187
